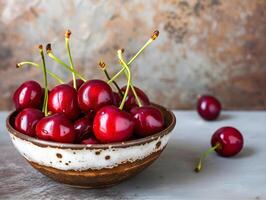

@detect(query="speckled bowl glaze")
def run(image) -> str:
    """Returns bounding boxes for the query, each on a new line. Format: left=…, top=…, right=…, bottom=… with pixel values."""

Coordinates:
left=6, top=104, right=176, bottom=188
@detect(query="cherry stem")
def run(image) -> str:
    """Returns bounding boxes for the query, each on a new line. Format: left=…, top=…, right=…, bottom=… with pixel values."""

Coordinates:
left=194, top=143, right=221, bottom=173
left=65, top=30, right=77, bottom=89
left=99, top=60, right=123, bottom=97
left=46, top=44, right=86, bottom=82
left=117, top=50, right=131, bottom=110
left=17, top=61, right=64, bottom=84
left=39, top=45, right=48, bottom=116
left=108, top=30, right=159, bottom=84
left=130, top=84, right=142, bottom=107
left=118, top=50, right=142, bottom=107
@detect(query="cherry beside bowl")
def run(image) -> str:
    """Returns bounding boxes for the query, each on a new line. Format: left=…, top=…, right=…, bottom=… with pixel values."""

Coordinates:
left=6, top=103, right=176, bottom=188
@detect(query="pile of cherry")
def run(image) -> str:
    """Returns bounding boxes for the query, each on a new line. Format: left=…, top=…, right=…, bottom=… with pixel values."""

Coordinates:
left=12, top=30, right=244, bottom=173
left=13, top=30, right=164, bottom=145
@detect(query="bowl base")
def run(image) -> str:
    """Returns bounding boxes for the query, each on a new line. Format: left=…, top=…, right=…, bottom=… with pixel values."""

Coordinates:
left=29, top=149, right=163, bottom=188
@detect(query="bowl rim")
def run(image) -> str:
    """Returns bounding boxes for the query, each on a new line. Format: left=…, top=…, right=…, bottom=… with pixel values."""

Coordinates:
left=6, top=103, right=176, bottom=149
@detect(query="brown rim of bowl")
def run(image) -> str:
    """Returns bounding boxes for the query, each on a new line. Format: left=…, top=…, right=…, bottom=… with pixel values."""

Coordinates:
left=6, top=103, right=176, bottom=149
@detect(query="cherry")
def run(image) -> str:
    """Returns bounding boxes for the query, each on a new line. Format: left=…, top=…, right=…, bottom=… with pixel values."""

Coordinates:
left=68, top=79, right=84, bottom=89
left=93, top=105, right=135, bottom=143
left=48, top=84, right=80, bottom=120
left=77, top=79, right=114, bottom=113
left=36, top=113, right=75, bottom=143
left=211, top=127, right=244, bottom=157
left=73, top=116, right=92, bottom=143
left=131, top=106, right=164, bottom=137
left=121, top=86, right=150, bottom=111
left=13, top=80, right=43, bottom=110
left=195, top=126, right=244, bottom=172
left=197, top=95, right=221, bottom=121
left=93, top=50, right=136, bottom=143
left=81, top=137, right=99, bottom=144
left=14, top=108, right=44, bottom=137
left=34, top=45, right=75, bottom=144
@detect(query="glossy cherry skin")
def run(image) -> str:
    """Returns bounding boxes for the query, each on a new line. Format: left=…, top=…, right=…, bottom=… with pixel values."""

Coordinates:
left=121, top=86, right=150, bottom=111
left=131, top=106, right=164, bottom=137
left=13, top=80, right=43, bottom=110
left=36, top=113, right=75, bottom=143
left=93, top=105, right=135, bottom=143
left=197, top=95, right=221, bottom=121
left=77, top=79, right=114, bottom=113
left=48, top=84, right=80, bottom=120
left=74, top=116, right=92, bottom=143
left=81, top=137, right=99, bottom=144
left=211, top=126, right=244, bottom=157
left=14, top=108, right=44, bottom=137
left=68, top=79, right=84, bottom=90
left=113, top=92, right=122, bottom=107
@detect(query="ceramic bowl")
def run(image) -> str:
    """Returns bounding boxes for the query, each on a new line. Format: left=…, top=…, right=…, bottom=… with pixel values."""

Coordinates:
left=6, top=104, right=176, bottom=188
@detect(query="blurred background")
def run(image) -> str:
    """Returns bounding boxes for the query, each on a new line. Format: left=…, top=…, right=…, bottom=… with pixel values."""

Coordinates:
left=0, top=0, right=265, bottom=110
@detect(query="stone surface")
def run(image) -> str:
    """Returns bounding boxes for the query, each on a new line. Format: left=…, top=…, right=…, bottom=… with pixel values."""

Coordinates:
left=0, top=0, right=265, bottom=110
left=1, top=111, right=266, bottom=199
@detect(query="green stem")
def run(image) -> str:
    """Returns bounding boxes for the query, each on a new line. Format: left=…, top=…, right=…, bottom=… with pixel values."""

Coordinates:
left=104, top=69, right=123, bottom=97
left=107, top=68, right=124, bottom=84
left=17, top=61, right=64, bottom=84
left=108, top=30, right=159, bottom=84
left=65, top=30, right=76, bottom=89
left=194, top=143, right=221, bottom=173
left=99, top=60, right=123, bottom=97
left=117, top=50, right=131, bottom=110
left=130, top=84, right=142, bottom=107
left=118, top=61, right=142, bottom=107
left=46, top=44, right=86, bottom=82
left=108, top=38, right=153, bottom=84
left=39, top=45, right=48, bottom=116
left=127, top=38, right=154, bottom=66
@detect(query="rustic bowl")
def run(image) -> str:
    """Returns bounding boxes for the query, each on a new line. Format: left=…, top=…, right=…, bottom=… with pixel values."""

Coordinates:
left=6, top=104, right=176, bottom=188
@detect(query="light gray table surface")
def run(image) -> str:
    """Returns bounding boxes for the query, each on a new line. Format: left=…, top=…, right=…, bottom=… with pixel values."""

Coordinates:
left=0, top=111, right=265, bottom=200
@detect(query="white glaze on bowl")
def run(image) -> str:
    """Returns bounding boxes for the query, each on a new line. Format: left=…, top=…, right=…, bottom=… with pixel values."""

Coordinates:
left=9, top=133, right=171, bottom=171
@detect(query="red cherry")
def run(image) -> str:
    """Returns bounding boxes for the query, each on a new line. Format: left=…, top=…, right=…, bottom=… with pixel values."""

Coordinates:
left=197, top=95, right=221, bottom=120
left=131, top=106, right=164, bottom=137
left=48, top=84, right=80, bottom=120
left=93, top=105, right=135, bottom=143
left=14, top=108, right=44, bottom=137
left=195, top=126, right=244, bottom=172
left=13, top=80, right=44, bottom=110
left=74, top=116, right=92, bottom=143
left=36, top=113, right=75, bottom=143
left=68, top=79, right=84, bottom=90
left=121, top=86, right=150, bottom=111
left=77, top=79, right=114, bottom=113
left=81, top=137, right=99, bottom=144
left=113, top=92, right=122, bottom=107
left=211, top=126, right=244, bottom=157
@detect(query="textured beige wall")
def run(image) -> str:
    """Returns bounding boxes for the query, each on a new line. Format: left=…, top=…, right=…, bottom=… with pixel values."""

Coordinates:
left=0, top=0, right=265, bottom=110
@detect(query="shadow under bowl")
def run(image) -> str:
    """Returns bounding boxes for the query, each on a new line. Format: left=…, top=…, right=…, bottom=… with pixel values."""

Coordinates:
left=6, top=103, right=176, bottom=188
